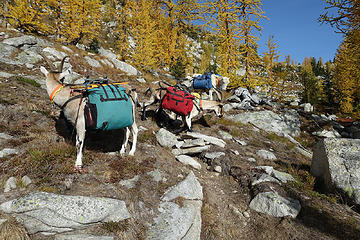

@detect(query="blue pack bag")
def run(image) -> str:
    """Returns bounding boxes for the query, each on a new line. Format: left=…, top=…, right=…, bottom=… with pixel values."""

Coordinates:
left=84, top=84, right=134, bottom=130
left=192, top=72, right=213, bottom=89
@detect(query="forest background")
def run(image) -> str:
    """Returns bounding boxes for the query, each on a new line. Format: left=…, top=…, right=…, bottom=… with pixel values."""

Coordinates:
left=0, top=0, right=359, bottom=116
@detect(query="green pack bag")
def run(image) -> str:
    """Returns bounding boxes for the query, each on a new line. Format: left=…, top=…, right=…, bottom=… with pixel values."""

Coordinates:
left=84, top=84, right=134, bottom=130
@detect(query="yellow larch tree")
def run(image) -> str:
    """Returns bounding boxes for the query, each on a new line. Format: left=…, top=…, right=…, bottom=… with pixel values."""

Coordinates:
left=128, top=0, right=160, bottom=69
left=237, top=0, right=266, bottom=89
left=263, top=35, right=282, bottom=99
left=56, top=0, right=102, bottom=44
left=203, top=0, right=241, bottom=81
left=5, top=0, right=50, bottom=34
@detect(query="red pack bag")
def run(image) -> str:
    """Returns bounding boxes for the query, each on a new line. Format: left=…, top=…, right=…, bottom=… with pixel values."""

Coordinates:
left=161, top=86, right=195, bottom=116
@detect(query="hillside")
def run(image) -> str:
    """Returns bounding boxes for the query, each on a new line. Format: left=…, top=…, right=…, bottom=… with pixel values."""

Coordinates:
left=1, top=26, right=360, bottom=240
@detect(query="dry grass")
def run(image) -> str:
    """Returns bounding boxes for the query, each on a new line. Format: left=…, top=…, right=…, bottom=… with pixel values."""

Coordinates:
left=0, top=216, right=30, bottom=240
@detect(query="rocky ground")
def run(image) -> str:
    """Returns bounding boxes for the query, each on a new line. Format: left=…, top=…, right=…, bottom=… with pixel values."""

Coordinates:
left=1, top=27, right=360, bottom=240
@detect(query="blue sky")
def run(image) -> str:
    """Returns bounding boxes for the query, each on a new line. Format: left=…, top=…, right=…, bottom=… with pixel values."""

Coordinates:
left=257, top=0, right=344, bottom=64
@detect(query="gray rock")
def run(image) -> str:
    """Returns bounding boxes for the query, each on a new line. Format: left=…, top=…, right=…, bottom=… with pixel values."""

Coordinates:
left=226, top=95, right=242, bottom=103
left=272, top=169, right=295, bottom=183
left=119, top=175, right=139, bottom=189
left=185, top=132, right=226, bottom=148
left=303, top=103, right=313, bottom=112
left=147, top=169, right=163, bottom=182
left=251, top=174, right=280, bottom=186
left=0, top=191, right=131, bottom=234
left=172, top=145, right=210, bottom=156
left=98, top=47, right=140, bottom=75
left=85, top=56, right=101, bottom=68
left=249, top=191, right=301, bottom=218
left=256, top=150, right=276, bottom=160
left=223, top=104, right=234, bottom=112
left=136, top=78, right=146, bottom=83
left=21, top=175, right=32, bottom=187
left=0, top=133, right=13, bottom=140
left=162, top=171, right=203, bottom=201
left=4, top=176, right=17, bottom=192
left=311, top=138, right=360, bottom=205
left=0, top=43, right=17, bottom=58
left=0, top=218, right=7, bottom=227
left=3, top=35, right=37, bottom=47
left=146, top=201, right=202, bottom=240
left=214, top=166, right=222, bottom=173
left=204, top=152, right=225, bottom=160
left=156, top=128, right=181, bottom=148
left=0, top=72, right=15, bottom=79
left=181, top=138, right=206, bottom=148
left=61, top=46, right=73, bottom=53
left=312, top=129, right=341, bottom=138
left=43, top=47, right=67, bottom=60
left=55, top=234, right=114, bottom=240
left=16, top=50, right=43, bottom=64
left=175, top=155, right=201, bottom=170
left=218, top=130, right=233, bottom=140
left=0, top=148, right=18, bottom=157
left=226, top=110, right=301, bottom=137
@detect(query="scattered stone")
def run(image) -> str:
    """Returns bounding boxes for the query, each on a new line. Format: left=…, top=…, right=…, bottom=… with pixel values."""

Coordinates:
left=302, top=103, right=313, bottom=112
left=181, top=138, right=207, bottom=148
left=185, top=132, right=226, bottom=148
left=234, top=138, right=247, bottom=146
left=312, top=129, right=341, bottom=138
left=175, top=155, right=202, bottom=170
left=231, top=150, right=239, bottom=155
left=4, top=177, right=17, bottom=192
left=55, top=234, right=114, bottom=240
left=0, top=218, right=7, bottom=227
left=85, top=56, right=101, bottom=68
left=98, top=47, right=140, bottom=75
left=218, top=130, right=233, bottom=140
left=0, top=148, right=18, bottom=157
left=256, top=149, right=276, bottom=160
left=148, top=171, right=202, bottom=240
left=204, top=152, right=225, bottom=160
left=251, top=174, right=280, bottom=186
left=21, top=175, right=32, bottom=187
left=0, top=72, right=15, bottom=79
left=272, top=169, right=295, bottom=183
left=119, top=175, right=140, bottom=189
left=172, top=145, right=211, bottom=156
left=162, top=171, right=203, bottom=201
left=136, top=78, right=146, bottom=83
left=138, top=126, right=148, bottom=131
left=146, top=201, right=202, bottom=240
left=147, top=169, right=163, bottom=182
left=249, top=191, right=301, bottom=218
left=247, top=158, right=256, bottom=163
left=214, top=166, right=222, bottom=173
left=61, top=46, right=73, bottom=53
left=0, top=192, right=131, bottom=234
left=156, top=128, right=181, bottom=148
left=43, top=47, right=67, bottom=60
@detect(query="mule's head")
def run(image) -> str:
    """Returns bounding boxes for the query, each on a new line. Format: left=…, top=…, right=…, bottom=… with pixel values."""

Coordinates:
left=214, top=103, right=223, bottom=118
left=40, top=54, right=71, bottom=84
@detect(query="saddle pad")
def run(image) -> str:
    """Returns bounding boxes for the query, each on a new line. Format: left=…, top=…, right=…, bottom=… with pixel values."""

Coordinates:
left=193, top=72, right=213, bottom=89
left=161, top=86, right=195, bottom=116
left=85, top=84, right=133, bottom=130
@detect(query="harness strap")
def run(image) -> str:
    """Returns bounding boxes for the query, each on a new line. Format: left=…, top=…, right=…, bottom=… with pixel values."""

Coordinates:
left=50, top=84, right=64, bottom=102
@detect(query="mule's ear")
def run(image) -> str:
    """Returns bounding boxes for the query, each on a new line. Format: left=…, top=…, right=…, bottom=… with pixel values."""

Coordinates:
left=40, top=66, right=48, bottom=76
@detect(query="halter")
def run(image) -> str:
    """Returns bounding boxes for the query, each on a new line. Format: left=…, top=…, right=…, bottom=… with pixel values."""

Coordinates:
left=49, top=84, right=64, bottom=103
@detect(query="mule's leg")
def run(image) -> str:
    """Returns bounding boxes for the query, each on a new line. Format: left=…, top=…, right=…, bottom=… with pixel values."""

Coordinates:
left=128, top=123, right=138, bottom=156
left=120, top=127, right=130, bottom=155
left=209, top=89, right=213, bottom=101
left=74, top=117, right=86, bottom=169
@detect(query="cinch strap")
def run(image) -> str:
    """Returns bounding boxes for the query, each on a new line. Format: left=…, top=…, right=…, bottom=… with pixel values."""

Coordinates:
left=50, top=84, right=64, bottom=102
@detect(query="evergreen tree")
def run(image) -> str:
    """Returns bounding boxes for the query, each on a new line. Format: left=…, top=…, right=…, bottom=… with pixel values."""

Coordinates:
left=300, top=57, right=322, bottom=104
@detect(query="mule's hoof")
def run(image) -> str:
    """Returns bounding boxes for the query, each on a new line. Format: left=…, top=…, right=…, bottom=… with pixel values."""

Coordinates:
left=73, top=166, right=88, bottom=174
